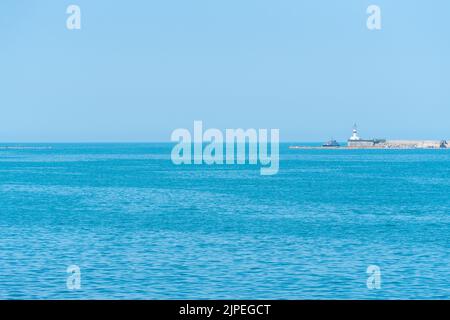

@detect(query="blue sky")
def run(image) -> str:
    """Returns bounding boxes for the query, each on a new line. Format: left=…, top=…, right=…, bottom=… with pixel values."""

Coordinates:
left=1, top=0, right=449, bottom=142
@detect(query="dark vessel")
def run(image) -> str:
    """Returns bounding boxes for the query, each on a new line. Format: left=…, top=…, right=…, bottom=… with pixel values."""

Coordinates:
left=322, top=139, right=340, bottom=147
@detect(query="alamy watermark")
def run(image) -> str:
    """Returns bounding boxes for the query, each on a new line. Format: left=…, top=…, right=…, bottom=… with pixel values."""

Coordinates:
left=171, top=121, right=279, bottom=175
left=65, top=5, right=380, bottom=31
left=66, top=265, right=81, bottom=290
left=66, top=5, right=81, bottom=30
left=367, top=5, right=381, bottom=30
left=366, top=265, right=381, bottom=289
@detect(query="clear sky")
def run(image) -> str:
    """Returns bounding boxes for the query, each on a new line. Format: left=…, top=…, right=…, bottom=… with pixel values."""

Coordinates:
left=1, top=0, right=449, bottom=142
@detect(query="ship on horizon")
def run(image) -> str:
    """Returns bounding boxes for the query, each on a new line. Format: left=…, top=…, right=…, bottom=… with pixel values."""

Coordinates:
left=322, top=139, right=340, bottom=147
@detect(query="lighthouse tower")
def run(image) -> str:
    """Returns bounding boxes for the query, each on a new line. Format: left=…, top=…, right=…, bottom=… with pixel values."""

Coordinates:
left=349, top=124, right=360, bottom=141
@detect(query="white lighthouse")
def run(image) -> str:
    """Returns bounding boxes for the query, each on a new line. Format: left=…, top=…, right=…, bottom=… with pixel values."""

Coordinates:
left=347, top=124, right=383, bottom=147
left=349, top=123, right=361, bottom=141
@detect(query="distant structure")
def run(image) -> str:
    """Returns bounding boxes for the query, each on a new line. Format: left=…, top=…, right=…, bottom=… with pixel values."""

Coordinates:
left=322, top=138, right=340, bottom=147
left=290, top=126, right=449, bottom=150
left=347, top=124, right=385, bottom=147
left=346, top=124, right=446, bottom=149
left=349, top=124, right=360, bottom=141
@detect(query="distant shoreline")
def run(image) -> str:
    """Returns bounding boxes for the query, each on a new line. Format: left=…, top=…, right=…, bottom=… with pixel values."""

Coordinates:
left=289, top=145, right=448, bottom=150
left=0, top=146, right=52, bottom=150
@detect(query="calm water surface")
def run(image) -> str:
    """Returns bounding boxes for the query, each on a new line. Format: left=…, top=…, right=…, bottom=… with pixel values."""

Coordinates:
left=0, top=143, right=449, bottom=299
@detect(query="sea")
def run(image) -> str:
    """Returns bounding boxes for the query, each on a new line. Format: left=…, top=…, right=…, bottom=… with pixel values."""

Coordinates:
left=0, top=143, right=449, bottom=299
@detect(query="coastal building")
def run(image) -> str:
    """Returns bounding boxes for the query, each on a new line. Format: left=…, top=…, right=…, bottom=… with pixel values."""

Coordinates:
left=347, top=124, right=385, bottom=147
left=290, top=125, right=448, bottom=150
left=346, top=124, right=446, bottom=149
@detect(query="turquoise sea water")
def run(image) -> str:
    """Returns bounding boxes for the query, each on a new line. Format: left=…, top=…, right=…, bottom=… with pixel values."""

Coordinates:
left=0, top=143, right=449, bottom=299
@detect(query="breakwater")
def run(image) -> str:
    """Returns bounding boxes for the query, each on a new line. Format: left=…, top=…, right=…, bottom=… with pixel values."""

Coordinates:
left=290, top=140, right=448, bottom=150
